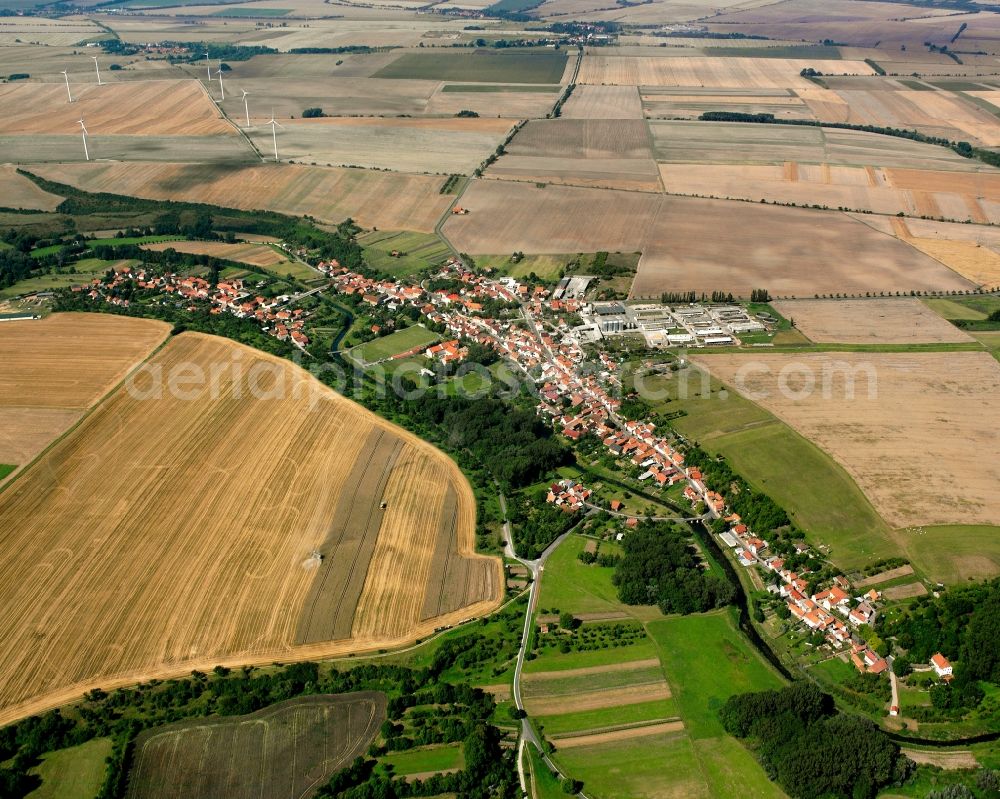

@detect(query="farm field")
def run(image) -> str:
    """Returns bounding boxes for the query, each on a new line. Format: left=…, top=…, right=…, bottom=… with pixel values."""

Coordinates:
left=142, top=239, right=296, bottom=270
left=125, top=693, right=385, bottom=799
left=528, top=533, right=785, bottom=797
left=0, top=165, right=63, bottom=210
left=545, top=609, right=786, bottom=799
left=559, top=85, right=644, bottom=119
left=26, top=737, right=112, bottom=799
left=771, top=299, right=974, bottom=344
left=489, top=118, right=660, bottom=190
left=380, top=743, right=464, bottom=777
left=0, top=80, right=233, bottom=136
left=630, top=196, right=975, bottom=298
left=445, top=182, right=973, bottom=297
left=576, top=55, right=873, bottom=88
left=642, top=88, right=815, bottom=121
left=693, top=351, right=1000, bottom=575
left=28, top=162, right=453, bottom=232
left=649, top=120, right=989, bottom=171
left=425, top=83, right=559, bottom=118
left=0, top=16, right=105, bottom=46
left=246, top=117, right=513, bottom=175
left=1, top=133, right=256, bottom=164
left=358, top=230, right=452, bottom=277
left=219, top=76, right=442, bottom=118
left=373, top=49, right=568, bottom=84
left=0, top=332, right=501, bottom=725
left=0, top=313, right=169, bottom=476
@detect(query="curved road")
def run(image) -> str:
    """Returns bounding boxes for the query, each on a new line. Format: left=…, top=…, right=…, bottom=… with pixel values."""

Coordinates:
left=501, top=488, right=590, bottom=798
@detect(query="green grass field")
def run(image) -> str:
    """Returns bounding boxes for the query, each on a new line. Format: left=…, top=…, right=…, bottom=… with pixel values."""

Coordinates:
left=648, top=610, right=784, bottom=740
left=473, top=253, right=570, bottom=280
left=523, top=638, right=659, bottom=675
left=381, top=743, right=464, bottom=776
left=898, top=524, right=1000, bottom=584
left=539, top=698, right=677, bottom=736
left=526, top=744, right=564, bottom=799
left=26, top=737, right=112, bottom=799
left=359, top=230, right=452, bottom=278
left=374, top=50, right=567, bottom=84
left=0, top=464, right=15, bottom=480
left=353, top=325, right=440, bottom=364
left=537, top=535, right=640, bottom=617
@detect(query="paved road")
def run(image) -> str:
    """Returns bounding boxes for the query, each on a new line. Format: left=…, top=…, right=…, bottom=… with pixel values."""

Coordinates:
left=503, top=490, right=590, bottom=798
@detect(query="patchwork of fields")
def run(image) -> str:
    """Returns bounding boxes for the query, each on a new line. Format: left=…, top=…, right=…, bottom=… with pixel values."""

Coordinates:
left=529, top=535, right=786, bottom=799
left=0, top=330, right=501, bottom=725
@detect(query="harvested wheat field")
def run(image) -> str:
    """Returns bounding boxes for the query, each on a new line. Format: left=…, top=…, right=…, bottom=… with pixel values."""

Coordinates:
left=877, top=217, right=1000, bottom=288
left=0, top=80, right=232, bottom=136
left=28, top=162, right=452, bottom=233
left=0, top=165, right=63, bottom=211
left=560, top=85, right=644, bottom=119
left=489, top=118, right=658, bottom=189
left=0, top=313, right=169, bottom=474
left=693, top=352, right=1000, bottom=530
left=0, top=332, right=501, bottom=725
left=246, top=117, right=513, bottom=175
left=142, top=240, right=292, bottom=269
left=443, top=180, right=658, bottom=253
left=631, top=197, right=975, bottom=298
left=577, top=55, right=873, bottom=89
left=771, top=299, right=973, bottom=344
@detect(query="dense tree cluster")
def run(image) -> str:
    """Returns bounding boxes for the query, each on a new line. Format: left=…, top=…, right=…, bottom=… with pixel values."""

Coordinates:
left=880, top=579, right=1000, bottom=709
left=613, top=521, right=735, bottom=614
left=508, top=499, right=578, bottom=559
left=719, top=682, right=912, bottom=799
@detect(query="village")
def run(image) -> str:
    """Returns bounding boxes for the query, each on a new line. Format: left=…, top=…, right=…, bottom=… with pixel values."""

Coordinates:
left=73, top=265, right=314, bottom=349
left=74, top=253, right=960, bottom=713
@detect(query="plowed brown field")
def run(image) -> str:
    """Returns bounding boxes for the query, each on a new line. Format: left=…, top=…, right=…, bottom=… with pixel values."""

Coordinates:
left=0, top=332, right=501, bottom=725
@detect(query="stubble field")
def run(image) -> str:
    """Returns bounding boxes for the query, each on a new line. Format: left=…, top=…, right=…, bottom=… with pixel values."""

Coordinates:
left=0, top=165, right=64, bottom=211
left=693, top=351, right=1000, bottom=533
left=126, top=693, right=386, bottom=799
left=246, top=117, right=513, bottom=175
left=28, top=162, right=453, bottom=232
left=577, top=55, right=874, bottom=88
left=0, top=331, right=501, bottom=725
left=559, top=85, right=644, bottom=119
left=0, top=80, right=233, bottom=136
left=0, top=313, right=169, bottom=478
left=771, top=299, right=973, bottom=344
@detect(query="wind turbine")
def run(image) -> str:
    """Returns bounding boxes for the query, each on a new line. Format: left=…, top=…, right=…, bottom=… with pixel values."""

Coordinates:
left=241, top=89, right=250, bottom=127
left=204, top=52, right=211, bottom=81
left=78, top=119, right=90, bottom=161
left=61, top=70, right=73, bottom=103
left=267, top=111, right=282, bottom=162
left=216, top=63, right=225, bottom=101
left=91, top=55, right=102, bottom=85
